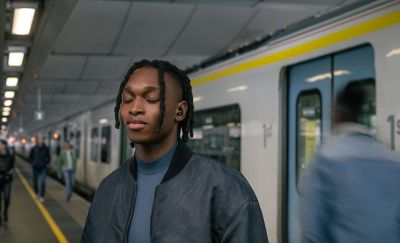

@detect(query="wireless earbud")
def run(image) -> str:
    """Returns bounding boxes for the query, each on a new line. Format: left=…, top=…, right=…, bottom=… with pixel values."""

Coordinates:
left=177, top=107, right=184, bottom=116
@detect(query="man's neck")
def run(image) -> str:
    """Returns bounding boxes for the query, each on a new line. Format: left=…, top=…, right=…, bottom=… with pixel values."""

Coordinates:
left=134, top=138, right=178, bottom=162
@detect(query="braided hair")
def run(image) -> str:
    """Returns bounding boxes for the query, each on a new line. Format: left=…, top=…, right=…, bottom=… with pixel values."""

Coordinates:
left=114, top=60, right=194, bottom=143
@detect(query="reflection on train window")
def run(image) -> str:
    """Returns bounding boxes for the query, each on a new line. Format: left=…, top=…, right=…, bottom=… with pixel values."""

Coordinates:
left=296, top=91, right=321, bottom=187
left=101, top=126, right=111, bottom=163
left=186, top=104, right=241, bottom=171
left=76, top=131, right=81, bottom=159
left=344, top=80, right=376, bottom=132
left=90, top=127, right=99, bottom=162
left=358, top=81, right=376, bottom=131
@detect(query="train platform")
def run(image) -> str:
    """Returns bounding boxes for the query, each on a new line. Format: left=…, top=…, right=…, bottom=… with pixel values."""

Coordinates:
left=0, top=157, right=90, bottom=243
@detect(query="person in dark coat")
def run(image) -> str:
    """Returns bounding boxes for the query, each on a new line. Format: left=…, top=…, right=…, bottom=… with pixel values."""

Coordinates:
left=0, top=140, right=14, bottom=225
left=80, top=60, right=269, bottom=243
left=29, top=136, right=51, bottom=203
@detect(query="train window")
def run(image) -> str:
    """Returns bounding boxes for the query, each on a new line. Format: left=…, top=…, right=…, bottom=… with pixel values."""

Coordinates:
left=100, top=126, right=111, bottom=164
left=76, top=131, right=81, bottom=159
left=333, top=45, right=376, bottom=132
left=358, top=81, right=376, bottom=130
left=186, top=104, right=241, bottom=171
left=90, top=127, right=99, bottom=162
left=296, top=91, right=322, bottom=187
left=56, top=136, right=62, bottom=156
left=341, top=80, right=376, bottom=130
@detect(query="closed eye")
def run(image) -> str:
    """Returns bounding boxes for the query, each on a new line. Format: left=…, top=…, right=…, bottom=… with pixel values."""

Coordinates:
left=122, top=93, right=134, bottom=103
left=146, top=99, right=159, bottom=104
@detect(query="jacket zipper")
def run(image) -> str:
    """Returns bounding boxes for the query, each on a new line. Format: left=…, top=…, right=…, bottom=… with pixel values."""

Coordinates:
left=149, top=185, right=159, bottom=243
left=124, top=182, right=137, bottom=243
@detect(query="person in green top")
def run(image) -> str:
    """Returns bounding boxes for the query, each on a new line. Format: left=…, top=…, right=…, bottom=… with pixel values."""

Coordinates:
left=59, top=140, right=77, bottom=201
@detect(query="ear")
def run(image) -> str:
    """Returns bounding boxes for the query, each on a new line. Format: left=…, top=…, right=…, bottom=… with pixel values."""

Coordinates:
left=175, top=100, right=188, bottom=122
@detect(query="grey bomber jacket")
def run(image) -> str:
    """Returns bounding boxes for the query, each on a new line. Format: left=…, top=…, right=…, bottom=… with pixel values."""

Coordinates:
left=80, top=142, right=269, bottom=243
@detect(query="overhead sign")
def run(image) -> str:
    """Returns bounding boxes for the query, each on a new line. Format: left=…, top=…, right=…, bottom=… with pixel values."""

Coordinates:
left=34, top=110, right=45, bottom=121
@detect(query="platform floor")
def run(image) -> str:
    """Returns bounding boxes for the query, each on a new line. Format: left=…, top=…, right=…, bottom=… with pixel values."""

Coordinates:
left=0, top=158, right=90, bottom=243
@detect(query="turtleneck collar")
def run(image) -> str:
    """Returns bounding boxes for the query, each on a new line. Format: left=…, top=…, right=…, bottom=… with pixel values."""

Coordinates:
left=135, top=143, right=177, bottom=175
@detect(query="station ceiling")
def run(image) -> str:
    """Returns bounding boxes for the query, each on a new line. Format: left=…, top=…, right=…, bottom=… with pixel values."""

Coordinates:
left=2, top=0, right=358, bottom=136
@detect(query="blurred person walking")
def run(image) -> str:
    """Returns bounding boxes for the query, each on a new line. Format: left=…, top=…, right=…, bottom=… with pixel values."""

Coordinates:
left=59, top=140, right=77, bottom=201
left=300, top=81, right=400, bottom=243
left=0, top=140, right=14, bottom=225
left=29, top=137, right=51, bottom=203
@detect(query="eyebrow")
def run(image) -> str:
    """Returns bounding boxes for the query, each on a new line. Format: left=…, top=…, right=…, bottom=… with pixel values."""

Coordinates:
left=123, top=85, right=160, bottom=95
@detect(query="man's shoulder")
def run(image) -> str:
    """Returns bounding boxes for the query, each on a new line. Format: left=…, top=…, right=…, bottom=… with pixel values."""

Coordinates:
left=186, top=154, right=258, bottom=201
left=98, top=160, right=130, bottom=188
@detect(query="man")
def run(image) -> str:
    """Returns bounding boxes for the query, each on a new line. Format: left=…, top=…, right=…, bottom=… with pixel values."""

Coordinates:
left=0, top=140, right=14, bottom=225
left=300, top=81, right=400, bottom=243
left=81, top=60, right=268, bottom=243
left=29, top=137, right=51, bottom=203
left=59, top=140, right=77, bottom=201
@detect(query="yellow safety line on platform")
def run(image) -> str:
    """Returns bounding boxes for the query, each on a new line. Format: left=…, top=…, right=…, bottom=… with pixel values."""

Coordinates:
left=16, top=168, right=69, bottom=243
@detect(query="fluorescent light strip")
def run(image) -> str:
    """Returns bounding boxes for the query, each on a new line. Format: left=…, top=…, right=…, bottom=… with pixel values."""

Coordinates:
left=8, top=52, right=25, bottom=66
left=12, top=8, right=36, bottom=35
left=6, top=77, right=19, bottom=87
left=4, top=100, right=13, bottom=107
left=4, top=91, right=15, bottom=99
left=227, top=85, right=248, bottom=93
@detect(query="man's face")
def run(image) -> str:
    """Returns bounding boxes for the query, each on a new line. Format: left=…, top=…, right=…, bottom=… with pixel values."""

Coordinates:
left=119, top=67, right=187, bottom=145
left=38, top=137, right=45, bottom=145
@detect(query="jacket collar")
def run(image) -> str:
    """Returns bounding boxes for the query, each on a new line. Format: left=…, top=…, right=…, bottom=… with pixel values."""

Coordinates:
left=129, top=141, right=193, bottom=183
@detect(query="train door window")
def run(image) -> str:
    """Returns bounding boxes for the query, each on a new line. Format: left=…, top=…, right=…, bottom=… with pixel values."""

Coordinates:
left=357, top=81, right=375, bottom=129
left=333, top=45, right=376, bottom=132
left=186, top=104, right=241, bottom=171
left=76, top=131, right=81, bottom=159
left=90, top=127, right=99, bottom=162
left=100, top=126, right=111, bottom=163
left=296, top=91, right=322, bottom=187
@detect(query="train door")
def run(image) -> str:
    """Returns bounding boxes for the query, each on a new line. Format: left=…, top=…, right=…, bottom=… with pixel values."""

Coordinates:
left=286, top=45, right=375, bottom=243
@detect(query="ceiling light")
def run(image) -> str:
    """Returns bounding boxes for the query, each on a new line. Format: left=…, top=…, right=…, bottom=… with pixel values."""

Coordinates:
left=306, top=72, right=331, bottom=82
left=8, top=52, right=24, bottom=66
left=1, top=118, right=8, bottom=123
left=12, top=8, right=36, bottom=35
left=193, top=96, right=203, bottom=102
left=6, top=77, right=19, bottom=87
left=386, top=48, right=400, bottom=58
left=3, top=107, right=11, bottom=112
left=4, top=100, right=13, bottom=107
left=227, top=85, right=248, bottom=93
left=1, top=125, right=6, bottom=130
left=99, top=118, right=108, bottom=124
left=306, top=70, right=350, bottom=83
left=2, top=111, right=10, bottom=116
left=4, top=91, right=15, bottom=99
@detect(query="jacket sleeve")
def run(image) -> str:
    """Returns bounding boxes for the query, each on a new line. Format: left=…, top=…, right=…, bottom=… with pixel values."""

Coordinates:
left=299, top=155, right=334, bottom=243
left=220, top=201, right=269, bottom=243
left=80, top=207, right=92, bottom=243
left=8, top=154, right=15, bottom=173
left=29, top=147, right=34, bottom=163
left=46, top=147, right=51, bottom=165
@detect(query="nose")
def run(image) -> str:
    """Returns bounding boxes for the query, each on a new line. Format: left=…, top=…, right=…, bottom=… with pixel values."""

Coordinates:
left=128, top=98, right=145, bottom=116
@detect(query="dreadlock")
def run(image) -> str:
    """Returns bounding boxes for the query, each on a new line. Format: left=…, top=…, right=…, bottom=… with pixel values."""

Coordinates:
left=114, top=60, right=194, bottom=144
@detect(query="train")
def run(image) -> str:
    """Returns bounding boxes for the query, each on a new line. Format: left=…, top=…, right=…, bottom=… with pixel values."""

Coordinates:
left=13, top=1, right=400, bottom=242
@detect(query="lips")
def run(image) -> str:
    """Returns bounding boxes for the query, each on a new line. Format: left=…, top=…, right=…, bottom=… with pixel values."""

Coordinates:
left=126, top=119, right=147, bottom=130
